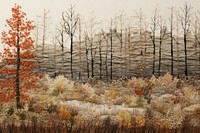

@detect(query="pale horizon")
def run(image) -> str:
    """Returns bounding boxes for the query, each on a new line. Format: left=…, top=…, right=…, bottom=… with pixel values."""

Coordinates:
left=0, top=0, right=200, bottom=50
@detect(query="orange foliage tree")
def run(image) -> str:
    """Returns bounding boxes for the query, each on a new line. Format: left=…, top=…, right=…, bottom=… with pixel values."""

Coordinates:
left=0, top=4, right=42, bottom=108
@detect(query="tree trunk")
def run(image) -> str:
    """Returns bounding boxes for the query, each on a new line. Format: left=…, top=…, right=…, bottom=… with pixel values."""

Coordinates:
left=85, top=38, right=89, bottom=78
left=70, top=35, right=73, bottom=79
left=153, top=41, right=156, bottom=75
left=105, top=39, right=108, bottom=81
left=16, top=33, right=21, bottom=109
left=184, top=33, right=188, bottom=78
left=170, top=8, right=174, bottom=76
left=91, top=58, right=94, bottom=77
left=171, top=30, right=173, bottom=76
left=158, top=40, right=161, bottom=76
left=120, top=29, right=123, bottom=77
left=128, top=27, right=131, bottom=78
left=110, top=29, right=113, bottom=80
left=99, top=41, right=102, bottom=79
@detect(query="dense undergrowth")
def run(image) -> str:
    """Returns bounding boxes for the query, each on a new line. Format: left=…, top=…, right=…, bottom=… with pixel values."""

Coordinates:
left=0, top=73, right=200, bottom=132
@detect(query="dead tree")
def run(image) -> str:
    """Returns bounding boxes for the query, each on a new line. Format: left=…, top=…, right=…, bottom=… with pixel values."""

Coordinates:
left=41, top=9, right=50, bottom=57
left=78, top=15, right=82, bottom=80
left=84, top=34, right=90, bottom=78
left=85, top=16, right=98, bottom=78
left=126, top=26, right=132, bottom=78
left=119, top=15, right=124, bottom=77
left=175, top=11, right=181, bottom=77
left=150, top=8, right=159, bottom=75
left=52, top=32, right=57, bottom=76
left=194, top=12, right=200, bottom=75
left=97, top=32, right=103, bottom=79
left=135, top=9, right=146, bottom=77
left=158, top=17, right=166, bottom=76
left=169, top=7, right=175, bottom=76
left=56, top=22, right=65, bottom=75
left=62, top=4, right=79, bottom=79
left=180, top=2, right=192, bottom=78
left=101, top=29, right=109, bottom=81
left=109, top=19, right=114, bottom=80
left=36, top=9, right=51, bottom=73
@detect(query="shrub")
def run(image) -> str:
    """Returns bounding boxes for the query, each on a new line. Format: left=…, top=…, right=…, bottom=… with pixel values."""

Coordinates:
left=48, top=75, right=74, bottom=96
left=135, top=115, right=146, bottom=127
left=117, top=111, right=132, bottom=128
left=59, top=105, right=71, bottom=121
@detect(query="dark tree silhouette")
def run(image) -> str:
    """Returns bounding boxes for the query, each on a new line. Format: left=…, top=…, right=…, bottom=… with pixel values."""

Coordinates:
left=150, top=8, right=159, bottom=75
left=62, top=4, right=79, bottom=79
left=180, top=2, right=192, bottom=78
left=169, top=7, right=175, bottom=76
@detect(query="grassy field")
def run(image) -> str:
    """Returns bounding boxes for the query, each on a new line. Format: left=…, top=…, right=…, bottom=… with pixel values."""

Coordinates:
left=0, top=73, right=200, bottom=132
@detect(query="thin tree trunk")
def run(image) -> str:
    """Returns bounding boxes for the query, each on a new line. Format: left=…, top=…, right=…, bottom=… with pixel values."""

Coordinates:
left=85, top=37, right=89, bottom=78
left=184, top=33, right=188, bottom=78
left=153, top=39, right=156, bottom=75
left=171, top=30, right=174, bottom=76
left=158, top=39, right=162, bottom=76
left=98, top=36, right=102, bottom=79
left=170, top=7, right=174, bottom=76
left=16, top=26, right=20, bottom=109
left=99, top=44, right=102, bottom=79
left=120, top=29, right=123, bottom=77
left=70, top=35, right=73, bottom=79
left=128, top=27, right=131, bottom=78
left=90, top=38, right=94, bottom=78
left=78, top=18, right=82, bottom=80
left=110, top=29, right=113, bottom=80
left=105, top=39, right=108, bottom=81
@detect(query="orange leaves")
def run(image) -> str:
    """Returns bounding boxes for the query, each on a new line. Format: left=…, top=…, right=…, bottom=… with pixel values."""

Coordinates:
left=0, top=93, right=15, bottom=103
left=20, top=50, right=36, bottom=59
left=0, top=4, right=42, bottom=104
left=2, top=4, right=35, bottom=49
left=59, top=106, right=71, bottom=121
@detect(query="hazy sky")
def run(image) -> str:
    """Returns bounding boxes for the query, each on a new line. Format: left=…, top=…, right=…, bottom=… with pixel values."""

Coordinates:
left=0, top=0, right=200, bottom=48
left=0, top=0, right=200, bottom=26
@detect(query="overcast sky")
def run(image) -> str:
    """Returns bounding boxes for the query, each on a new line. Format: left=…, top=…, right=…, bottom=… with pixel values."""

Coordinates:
left=0, top=0, right=200, bottom=26
left=0, top=0, right=200, bottom=49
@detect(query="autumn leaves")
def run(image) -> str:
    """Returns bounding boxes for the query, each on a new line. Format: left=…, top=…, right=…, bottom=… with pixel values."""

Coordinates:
left=0, top=4, right=41, bottom=108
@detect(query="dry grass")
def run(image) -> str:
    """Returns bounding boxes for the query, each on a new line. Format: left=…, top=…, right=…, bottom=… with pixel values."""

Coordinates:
left=0, top=122, right=200, bottom=133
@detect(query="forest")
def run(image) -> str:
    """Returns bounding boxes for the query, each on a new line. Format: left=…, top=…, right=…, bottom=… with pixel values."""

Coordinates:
left=0, top=2, right=200, bottom=133
left=33, top=3, right=200, bottom=81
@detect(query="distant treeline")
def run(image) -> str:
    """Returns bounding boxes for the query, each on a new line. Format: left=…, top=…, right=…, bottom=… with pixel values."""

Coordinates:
left=34, top=3, right=200, bottom=81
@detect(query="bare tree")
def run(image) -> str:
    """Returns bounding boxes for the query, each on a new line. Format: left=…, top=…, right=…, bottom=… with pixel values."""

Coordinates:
left=158, top=17, right=166, bottom=75
left=109, top=19, right=114, bottom=80
left=135, top=9, right=146, bottom=77
left=84, top=34, right=90, bottom=78
left=52, top=32, right=57, bottom=76
left=41, top=9, right=50, bottom=56
left=115, top=13, right=125, bottom=77
left=62, top=4, right=79, bottom=79
left=77, top=15, right=82, bottom=80
left=126, top=26, right=132, bottom=78
left=56, top=22, right=65, bottom=75
left=101, top=29, right=109, bottom=81
left=180, top=2, right=192, bottom=78
left=194, top=12, right=200, bottom=75
left=175, top=10, right=181, bottom=77
left=96, top=32, right=103, bottom=79
left=85, top=15, right=98, bottom=78
left=35, top=9, right=51, bottom=73
left=169, top=7, right=175, bottom=76
left=150, top=8, right=159, bottom=75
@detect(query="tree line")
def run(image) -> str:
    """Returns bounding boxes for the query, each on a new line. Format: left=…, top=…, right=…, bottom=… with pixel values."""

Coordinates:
left=35, top=2, right=200, bottom=81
